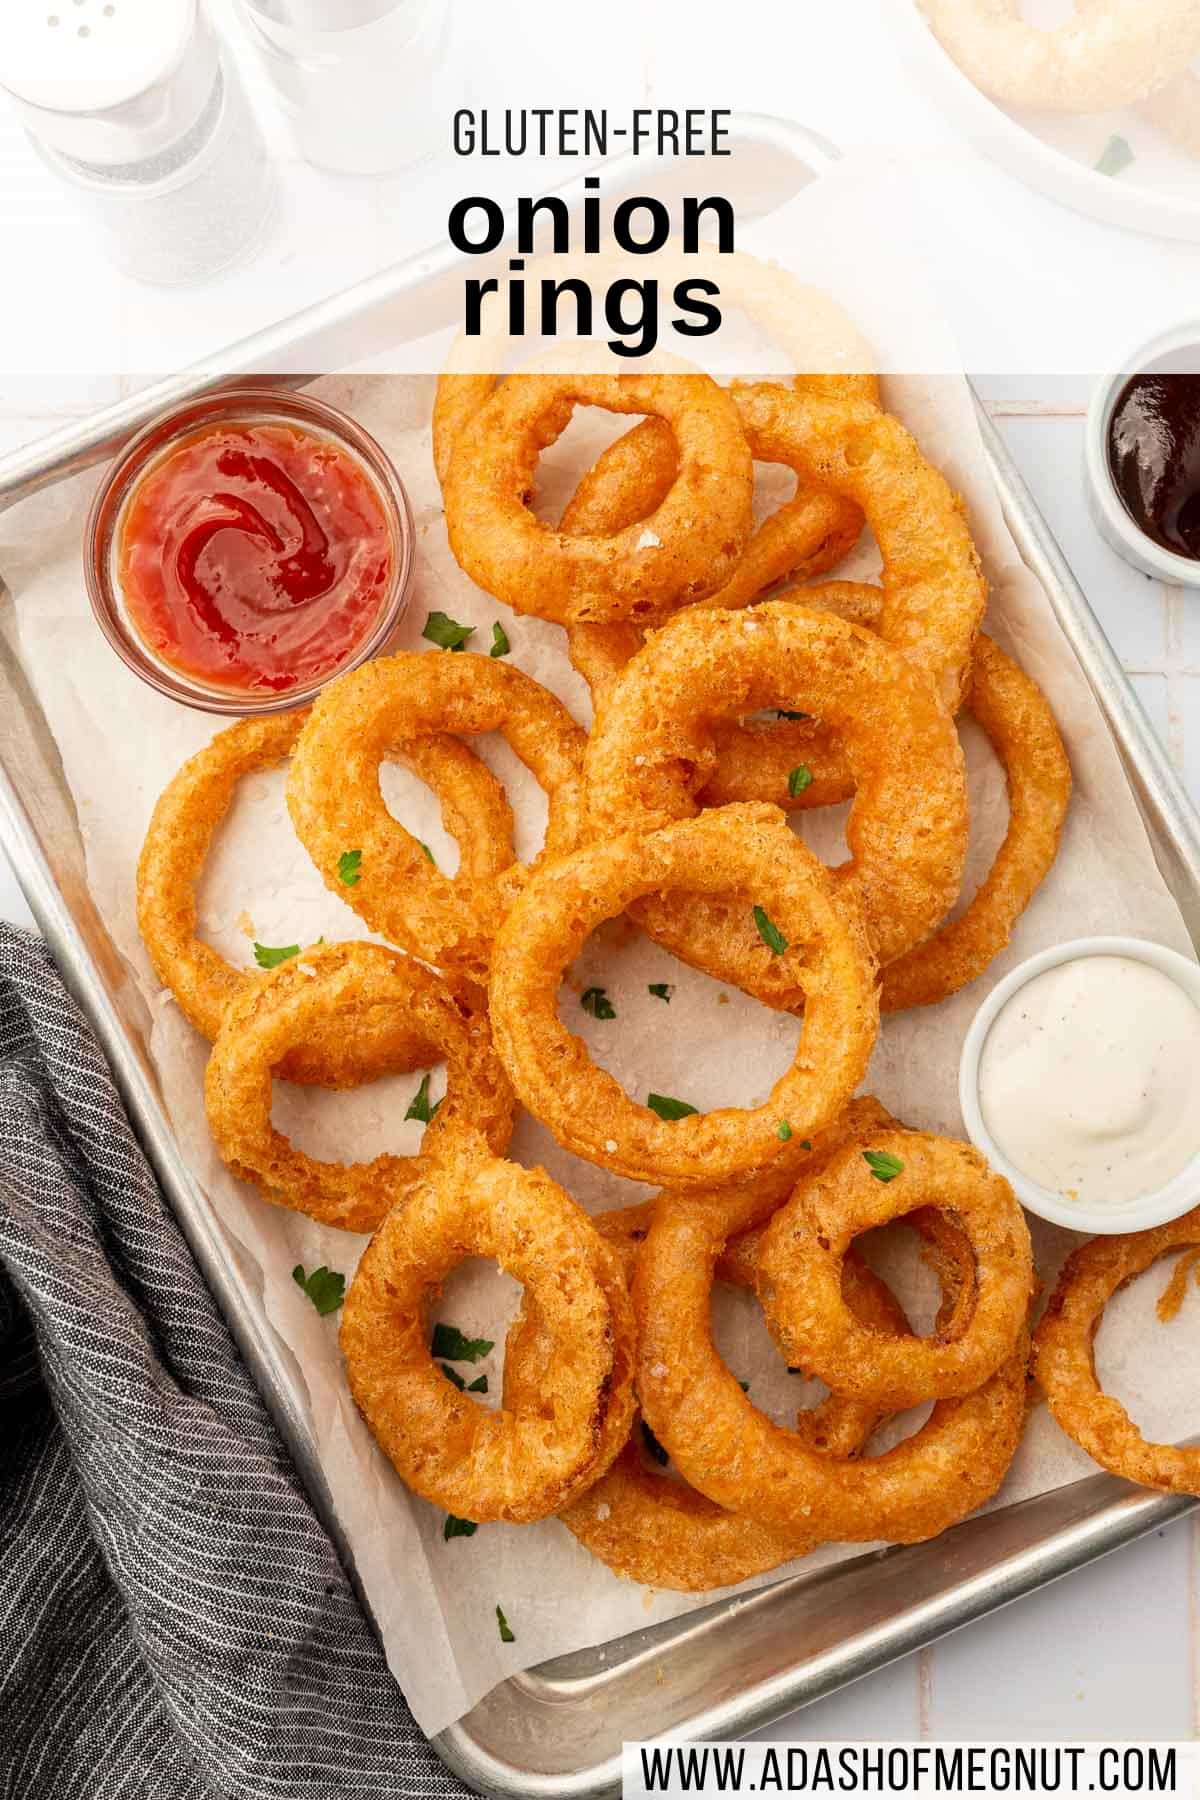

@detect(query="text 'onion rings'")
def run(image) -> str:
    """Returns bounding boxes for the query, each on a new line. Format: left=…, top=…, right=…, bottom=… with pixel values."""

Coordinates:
left=205, top=942, right=514, bottom=1233
left=489, top=806, right=879, bottom=1188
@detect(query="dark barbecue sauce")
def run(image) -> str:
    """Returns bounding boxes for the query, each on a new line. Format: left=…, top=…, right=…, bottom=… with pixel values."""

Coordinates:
left=1108, top=371, right=1200, bottom=562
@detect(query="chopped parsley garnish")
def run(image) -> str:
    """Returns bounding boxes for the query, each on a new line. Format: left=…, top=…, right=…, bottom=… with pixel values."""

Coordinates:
left=581, top=986, right=616, bottom=1020
left=423, top=611, right=475, bottom=652
left=787, top=764, right=814, bottom=798
left=641, top=1421, right=669, bottom=1466
left=418, top=841, right=436, bottom=866
left=468, top=1374, right=488, bottom=1395
left=432, top=1323, right=494, bottom=1364
left=753, top=906, right=789, bottom=955
left=444, top=1515, right=478, bottom=1540
left=337, top=849, right=363, bottom=887
left=800, top=1139, right=812, bottom=1151
left=776, top=709, right=809, bottom=721
left=738, top=1380, right=750, bottom=1394
left=441, top=1362, right=466, bottom=1391
left=777, top=1121, right=793, bottom=1142
left=292, top=1264, right=345, bottom=1316
left=405, top=1073, right=442, bottom=1124
left=647, top=1093, right=698, bottom=1121
left=1096, top=134, right=1134, bottom=178
left=254, top=942, right=300, bottom=970
left=496, top=1605, right=515, bottom=1643
left=648, top=983, right=672, bottom=1002
left=489, top=622, right=511, bottom=658
left=864, top=1149, right=904, bottom=1184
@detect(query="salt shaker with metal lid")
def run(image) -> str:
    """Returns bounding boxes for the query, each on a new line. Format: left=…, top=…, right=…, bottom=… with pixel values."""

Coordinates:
left=0, top=0, right=274, bottom=283
left=234, top=0, right=456, bottom=176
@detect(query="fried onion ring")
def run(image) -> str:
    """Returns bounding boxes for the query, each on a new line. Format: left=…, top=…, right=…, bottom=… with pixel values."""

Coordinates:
left=442, top=372, right=754, bottom=626
left=1032, top=1208, right=1200, bottom=1494
left=287, top=652, right=586, bottom=986
left=340, top=1147, right=636, bottom=1522
left=919, top=0, right=1200, bottom=114
left=204, top=942, right=514, bottom=1232
left=137, top=712, right=515, bottom=1083
left=635, top=1178, right=1030, bottom=1541
left=507, top=1253, right=907, bottom=1592
left=489, top=806, right=879, bottom=1188
left=584, top=603, right=968, bottom=979
left=758, top=1127, right=1034, bottom=1409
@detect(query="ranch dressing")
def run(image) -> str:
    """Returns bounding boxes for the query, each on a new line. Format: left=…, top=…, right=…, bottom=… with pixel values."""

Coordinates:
left=978, top=954, right=1200, bottom=1207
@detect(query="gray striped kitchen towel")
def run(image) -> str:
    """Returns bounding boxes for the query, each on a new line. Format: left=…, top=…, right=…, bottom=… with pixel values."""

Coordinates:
left=0, top=923, right=470, bottom=1800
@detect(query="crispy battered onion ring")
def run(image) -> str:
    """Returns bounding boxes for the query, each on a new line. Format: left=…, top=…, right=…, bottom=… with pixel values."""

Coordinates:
left=585, top=603, right=968, bottom=980
left=287, top=652, right=586, bottom=986
left=341, top=1147, right=636, bottom=1522
left=205, top=943, right=514, bottom=1232
left=1033, top=1209, right=1200, bottom=1494
left=635, top=1179, right=1029, bottom=1541
left=920, top=0, right=1200, bottom=114
left=508, top=1254, right=907, bottom=1592
left=1142, top=68, right=1200, bottom=157
left=758, top=1128, right=1034, bottom=1410
left=442, top=372, right=754, bottom=626
left=489, top=806, right=879, bottom=1188
left=137, top=712, right=515, bottom=1083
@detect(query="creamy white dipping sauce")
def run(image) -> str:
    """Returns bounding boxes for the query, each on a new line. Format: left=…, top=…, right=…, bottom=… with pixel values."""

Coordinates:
left=978, top=954, right=1200, bottom=1207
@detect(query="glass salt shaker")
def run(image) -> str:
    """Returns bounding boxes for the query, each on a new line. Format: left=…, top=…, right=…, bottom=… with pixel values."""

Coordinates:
left=233, top=0, right=456, bottom=176
left=0, top=0, right=275, bottom=283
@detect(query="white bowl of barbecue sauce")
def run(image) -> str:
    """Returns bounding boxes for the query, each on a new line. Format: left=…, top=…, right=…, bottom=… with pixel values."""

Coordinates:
left=960, top=937, right=1200, bottom=1235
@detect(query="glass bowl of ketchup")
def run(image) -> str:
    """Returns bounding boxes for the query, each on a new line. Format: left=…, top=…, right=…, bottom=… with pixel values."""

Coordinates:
left=1086, top=322, right=1200, bottom=591
left=86, top=387, right=415, bottom=714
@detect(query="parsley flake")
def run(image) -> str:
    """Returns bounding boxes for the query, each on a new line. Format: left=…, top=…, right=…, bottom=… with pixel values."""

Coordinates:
left=864, top=1149, right=905, bottom=1184
left=423, top=611, right=475, bottom=652
left=418, top=841, right=436, bottom=866
left=647, top=1093, right=698, bottom=1121
left=292, top=1264, right=345, bottom=1316
left=787, top=764, right=814, bottom=798
left=444, top=1515, right=478, bottom=1540
left=648, top=983, right=672, bottom=1002
left=432, top=1323, right=494, bottom=1364
left=777, top=1121, right=793, bottom=1142
left=254, top=942, right=300, bottom=970
left=753, top=906, right=789, bottom=955
left=468, top=1374, right=488, bottom=1394
left=489, top=622, right=511, bottom=658
left=776, top=709, right=809, bottom=721
left=581, top=986, right=616, bottom=1020
left=1096, top=134, right=1134, bottom=178
left=405, top=1073, right=443, bottom=1124
left=441, top=1362, right=466, bottom=1391
left=337, top=849, right=363, bottom=887
left=496, top=1604, right=516, bottom=1643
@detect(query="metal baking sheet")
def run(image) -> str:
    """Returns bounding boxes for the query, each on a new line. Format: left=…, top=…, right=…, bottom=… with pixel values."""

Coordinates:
left=2, top=114, right=1199, bottom=1800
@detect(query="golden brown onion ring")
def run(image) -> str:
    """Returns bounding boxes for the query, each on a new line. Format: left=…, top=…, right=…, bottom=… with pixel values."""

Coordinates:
left=584, top=602, right=968, bottom=980
left=442, top=372, right=754, bottom=626
left=340, top=1147, right=636, bottom=1522
left=489, top=805, right=879, bottom=1189
left=287, top=652, right=586, bottom=988
left=204, top=942, right=514, bottom=1233
left=758, top=1127, right=1034, bottom=1410
left=137, top=712, right=514, bottom=1083
left=635, top=1177, right=1030, bottom=1541
left=1033, top=1209, right=1200, bottom=1494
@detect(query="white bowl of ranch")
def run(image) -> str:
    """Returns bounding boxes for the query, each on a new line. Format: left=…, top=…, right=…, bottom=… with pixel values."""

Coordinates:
left=959, top=937, right=1200, bottom=1236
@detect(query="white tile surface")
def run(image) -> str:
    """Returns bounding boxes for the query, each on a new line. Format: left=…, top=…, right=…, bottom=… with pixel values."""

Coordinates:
left=3, top=379, right=1199, bottom=1743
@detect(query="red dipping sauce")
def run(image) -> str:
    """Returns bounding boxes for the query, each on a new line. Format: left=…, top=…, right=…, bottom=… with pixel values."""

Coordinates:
left=117, top=419, right=394, bottom=698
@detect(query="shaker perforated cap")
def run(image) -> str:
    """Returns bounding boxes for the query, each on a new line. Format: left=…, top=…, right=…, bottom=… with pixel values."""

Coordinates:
left=0, top=0, right=197, bottom=116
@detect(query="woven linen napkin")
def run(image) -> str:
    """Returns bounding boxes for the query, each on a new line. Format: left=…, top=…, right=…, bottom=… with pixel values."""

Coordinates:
left=0, top=923, right=469, bottom=1800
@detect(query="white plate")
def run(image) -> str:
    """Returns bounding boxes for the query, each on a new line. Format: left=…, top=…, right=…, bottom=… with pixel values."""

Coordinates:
left=890, top=0, right=1200, bottom=244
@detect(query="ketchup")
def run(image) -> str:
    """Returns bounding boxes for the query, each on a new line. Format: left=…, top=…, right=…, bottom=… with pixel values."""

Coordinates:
left=117, top=420, right=394, bottom=696
left=1108, top=371, right=1200, bottom=562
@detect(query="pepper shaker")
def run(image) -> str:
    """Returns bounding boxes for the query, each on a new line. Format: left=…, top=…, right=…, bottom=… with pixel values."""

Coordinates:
left=0, top=0, right=274, bottom=283
left=233, top=0, right=457, bottom=176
